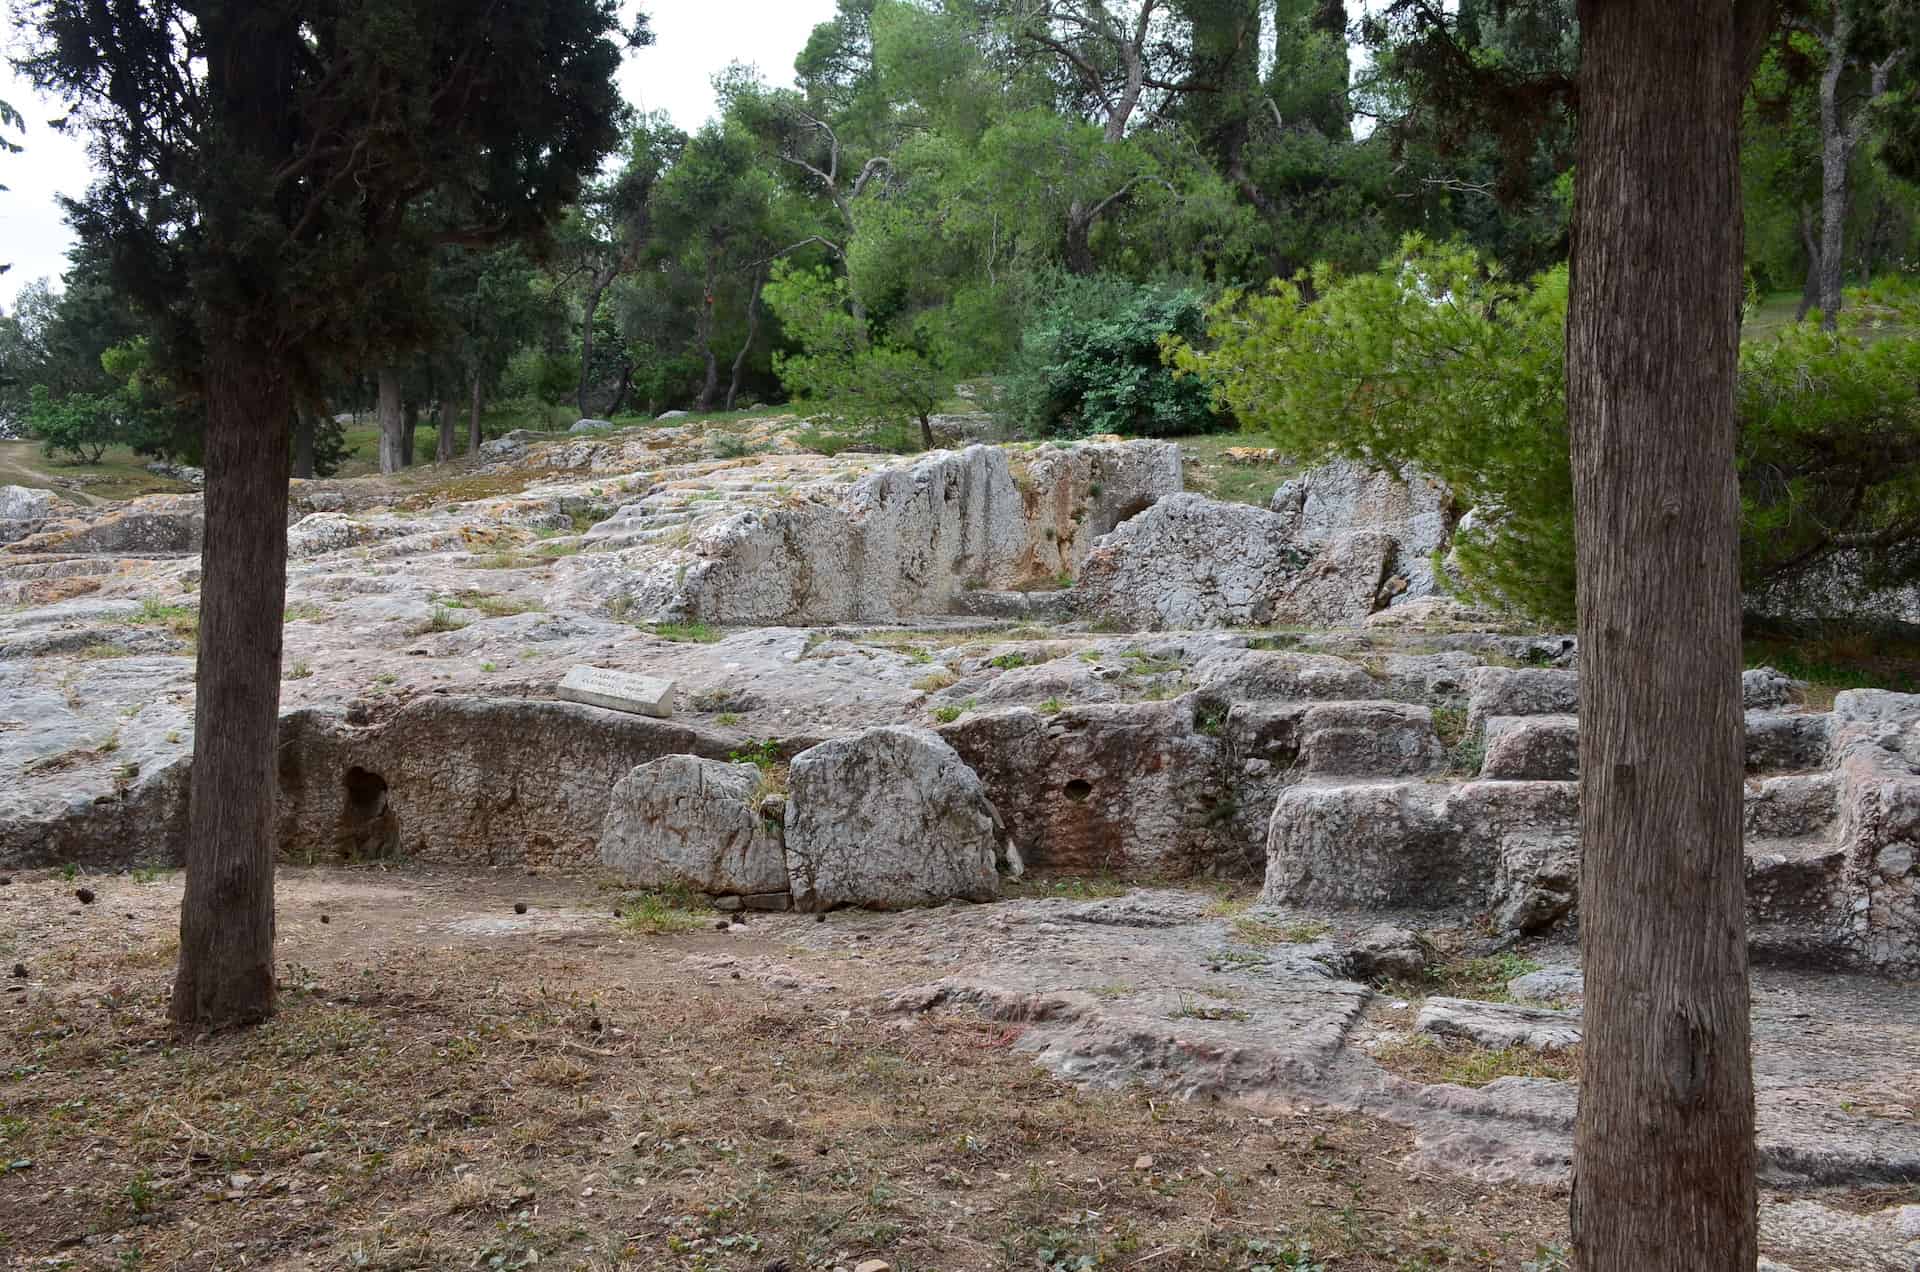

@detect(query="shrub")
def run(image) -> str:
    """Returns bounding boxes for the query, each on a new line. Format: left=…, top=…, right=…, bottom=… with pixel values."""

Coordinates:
left=1173, top=237, right=1920, bottom=624
left=26, top=385, right=122, bottom=463
left=1000, top=272, right=1221, bottom=439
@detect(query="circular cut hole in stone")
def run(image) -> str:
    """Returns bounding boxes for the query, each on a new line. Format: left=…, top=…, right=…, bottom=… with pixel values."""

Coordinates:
left=1063, top=779, right=1093, bottom=803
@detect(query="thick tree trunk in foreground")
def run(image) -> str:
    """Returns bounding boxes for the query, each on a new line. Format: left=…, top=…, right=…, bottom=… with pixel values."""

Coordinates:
left=377, top=367, right=405, bottom=474
left=1567, top=2, right=1757, bottom=1266
left=468, top=370, right=483, bottom=455
left=291, top=411, right=316, bottom=480
left=172, top=344, right=291, bottom=1030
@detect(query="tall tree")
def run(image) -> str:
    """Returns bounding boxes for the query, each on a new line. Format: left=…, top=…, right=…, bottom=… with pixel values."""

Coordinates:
left=0, top=99, right=21, bottom=275
left=1567, top=0, right=1774, bottom=1264
left=16, top=0, right=639, bottom=1030
left=1785, top=2, right=1908, bottom=326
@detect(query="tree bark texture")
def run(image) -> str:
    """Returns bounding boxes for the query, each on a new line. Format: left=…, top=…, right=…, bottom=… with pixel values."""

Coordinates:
left=468, top=369, right=483, bottom=455
left=400, top=398, right=417, bottom=467
left=377, top=367, right=405, bottom=474
left=1567, top=2, right=1757, bottom=1267
left=171, top=342, right=290, bottom=1030
left=291, top=411, right=316, bottom=480
left=725, top=267, right=767, bottom=412
left=436, top=397, right=455, bottom=463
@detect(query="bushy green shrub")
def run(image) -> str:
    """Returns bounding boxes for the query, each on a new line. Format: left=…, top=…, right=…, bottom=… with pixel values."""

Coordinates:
left=1000, top=273, right=1221, bottom=439
left=500, top=346, right=581, bottom=406
left=26, top=384, right=123, bottom=463
left=764, top=263, right=951, bottom=452
left=1173, top=237, right=1920, bottom=624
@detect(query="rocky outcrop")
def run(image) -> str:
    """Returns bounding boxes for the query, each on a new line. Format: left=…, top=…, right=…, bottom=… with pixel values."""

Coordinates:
left=939, top=700, right=1234, bottom=876
left=1073, top=493, right=1395, bottom=629
left=599, top=755, right=787, bottom=897
left=784, top=726, right=1003, bottom=910
left=5, top=494, right=204, bottom=556
left=574, top=441, right=1181, bottom=625
left=275, top=697, right=739, bottom=869
left=1270, top=458, right=1454, bottom=602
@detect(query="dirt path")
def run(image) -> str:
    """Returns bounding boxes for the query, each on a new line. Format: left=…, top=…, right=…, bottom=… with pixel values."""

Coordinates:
left=0, top=865, right=1574, bottom=1270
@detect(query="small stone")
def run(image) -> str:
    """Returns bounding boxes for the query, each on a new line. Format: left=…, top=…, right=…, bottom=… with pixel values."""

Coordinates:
left=319, top=914, right=330, bottom=924
left=513, top=902, right=528, bottom=915
left=9, top=964, right=24, bottom=979
left=714, top=920, right=730, bottom=932
left=815, top=912, right=827, bottom=923
left=0, top=876, right=11, bottom=885
left=854, top=1261, right=892, bottom=1272
left=588, top=1017, right=603, bottom=1032
left=1133, top=1154, right=1154, bottom=1171
left=74, top=888, right=96, bottom=905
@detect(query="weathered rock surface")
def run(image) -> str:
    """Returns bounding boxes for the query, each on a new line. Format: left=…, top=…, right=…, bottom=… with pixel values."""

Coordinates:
left=599, top=755, right=786, bottom=895
left=785, top=726, right=1002, bottom=910
left=1271, top=458, right=1453, bottom=602
left=1345, top=923, right=1429, bottom=981
left=1479, top=714, right=1577, bottom=781
left=1416, top=997, right=1582, bottom=1050
left=1075, top=492, right=1393, bottom=628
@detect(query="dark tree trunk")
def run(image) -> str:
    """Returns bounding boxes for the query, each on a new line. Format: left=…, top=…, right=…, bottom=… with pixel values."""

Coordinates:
left=1796, top=203, right=1821, bottom=323
left=605, top=364, right=633, bottom=417
left=725, top=267, right=767, bottom=412
left=1567, top=1, right=1757, bottom=1266
left=436, top=397, right=455, bottom=463
left=291, top=410, right=316, bottom=481
left=1064, top=208, right=1097, bottom=276
left=468, top=369, right=483, bottom=455
left=577, top=267, right=614, bottom=419
left=400, top=399, right=417, bottom=467
left=694, top=258, right=720, bottom=413
left=172, top=342, right=291, bottom=1031
left=377, top=367, right=405, bottom=474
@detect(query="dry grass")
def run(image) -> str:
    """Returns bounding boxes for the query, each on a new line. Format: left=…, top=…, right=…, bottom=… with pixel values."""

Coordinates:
left=0, top=866, right=1572, bottom=1270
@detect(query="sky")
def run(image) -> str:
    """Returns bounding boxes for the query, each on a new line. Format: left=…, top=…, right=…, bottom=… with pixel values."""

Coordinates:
left=0, top=0, right=839, bottom=307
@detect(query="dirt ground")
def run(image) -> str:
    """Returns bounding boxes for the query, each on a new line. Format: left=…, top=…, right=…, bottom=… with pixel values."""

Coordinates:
left=0, top=865, right=1580, bottom=1271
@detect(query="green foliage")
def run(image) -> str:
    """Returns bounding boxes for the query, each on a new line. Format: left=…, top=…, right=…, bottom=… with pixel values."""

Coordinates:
left=501, top=346, right=582, bottom=408
left=1002, top=273, right=1221, bottom=438
left=765, top=263, right=953, bottom=450
left=26, top=384, right=122, bottom=463
left=1177, top=237, right=1920, bottom=623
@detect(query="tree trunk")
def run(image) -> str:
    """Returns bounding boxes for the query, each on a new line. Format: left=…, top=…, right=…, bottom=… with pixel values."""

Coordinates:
left=400, top=398, right=417, bottom=467
left=468, top=369, right=483, bottom=455
left=291, top=410, right=316, bottom=481
left=1566, top=2, right=1756, bottom=1267
left=1064, top=207, right=1097, bottom=276
left=605, top=364, right=633, bottom=417
left=577, top=268, right=613, bottom=419
left=725, top=268, right=767, bottom=412
left=1816, top=47, right=1851, bottom=330
left=1795, top=203, right=1820, bottom=323
left=171, top=342, right=291, bottom=1031
left=436, top=397, right=455, bottom=463
left=377, top=367, right=405, bottom=474
left=694, top=259, right=720, bottom=413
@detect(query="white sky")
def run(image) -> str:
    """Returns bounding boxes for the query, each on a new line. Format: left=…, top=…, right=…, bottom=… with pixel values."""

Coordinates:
left=0, top=0, right=838, bottom=307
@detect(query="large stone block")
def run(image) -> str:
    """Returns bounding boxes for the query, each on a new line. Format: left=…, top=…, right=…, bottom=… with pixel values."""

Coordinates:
left=1464, top=666, right=1578, bottom=731
left=785, top=726, right=1002, bottom=910
left=1298, top=701, right=1444, bottom=777
left=599, top=755, right=786, bottom=895
left=1480, top=714, right=1578, bottom=781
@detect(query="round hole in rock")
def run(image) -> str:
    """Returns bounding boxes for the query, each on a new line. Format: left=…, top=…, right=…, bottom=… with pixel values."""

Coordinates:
left=1063, top=779, right=1093, bottom=803
left=335, top=766, right=400, bottom=862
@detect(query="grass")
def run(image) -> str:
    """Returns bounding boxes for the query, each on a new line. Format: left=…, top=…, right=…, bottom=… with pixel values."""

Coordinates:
left=931, top=697, right=977, bottom=724
left=913, top=669, right=959, bottom=692
left=468, top=594, right=544, bottom=619
left=130, top=597, right=199, bottom=641
left=0, top=439, right=194, bottom=503
left=1744, top=625, right=1920, bottom=709
left=1173, top=432, right=1301, bottom=508
left=1231, top=915, right=1330, bottom=946
left=1379, top=950, right=1543, bottom=1005
left=419, top=605, right=470, bottom=634
left=650, top=621, right=722, bottom=643
left=1002, top=873, right=1131, bottom=901
left=615, top=888, right=708, bottom=936
left=1373, top=1036, right=1581, bottom=1087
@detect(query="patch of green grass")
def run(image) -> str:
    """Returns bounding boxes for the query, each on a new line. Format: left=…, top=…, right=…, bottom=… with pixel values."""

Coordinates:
left=1119, top=648, right=1183, bottom=676
left=615, top=888, right=708, bottom=936
left=1373, top=1036, right=1580, bottom=1087
left=1003, top=873, right=1129, bottom=901
left=283, top=602, right=328, bottom=622
left=715, top=711, right=742, bottom=727
left=650, top=622, right=721, bottom=643
left=75, top=642, right=135, bottom=660
left=1382, top=951, right=1542, bottom=1004
left=285, top=659, right=313, bottom=680
left=470, top=594, right=543, bottom=619
left=131, top=598, right=198, bottom=640
left=931, top=697, right=977, bottom=724
left=1744, top=627, right=1920, bottom=709
left=419, top=605, right=470, bottom=634
left=1170, top=992, right=1251, bottom=1023
left=1038, top=696, right=1066, bottom=715
left=1174, top=432, right=1300, bottom=507
left=915, top=669, right=959, bottom=692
